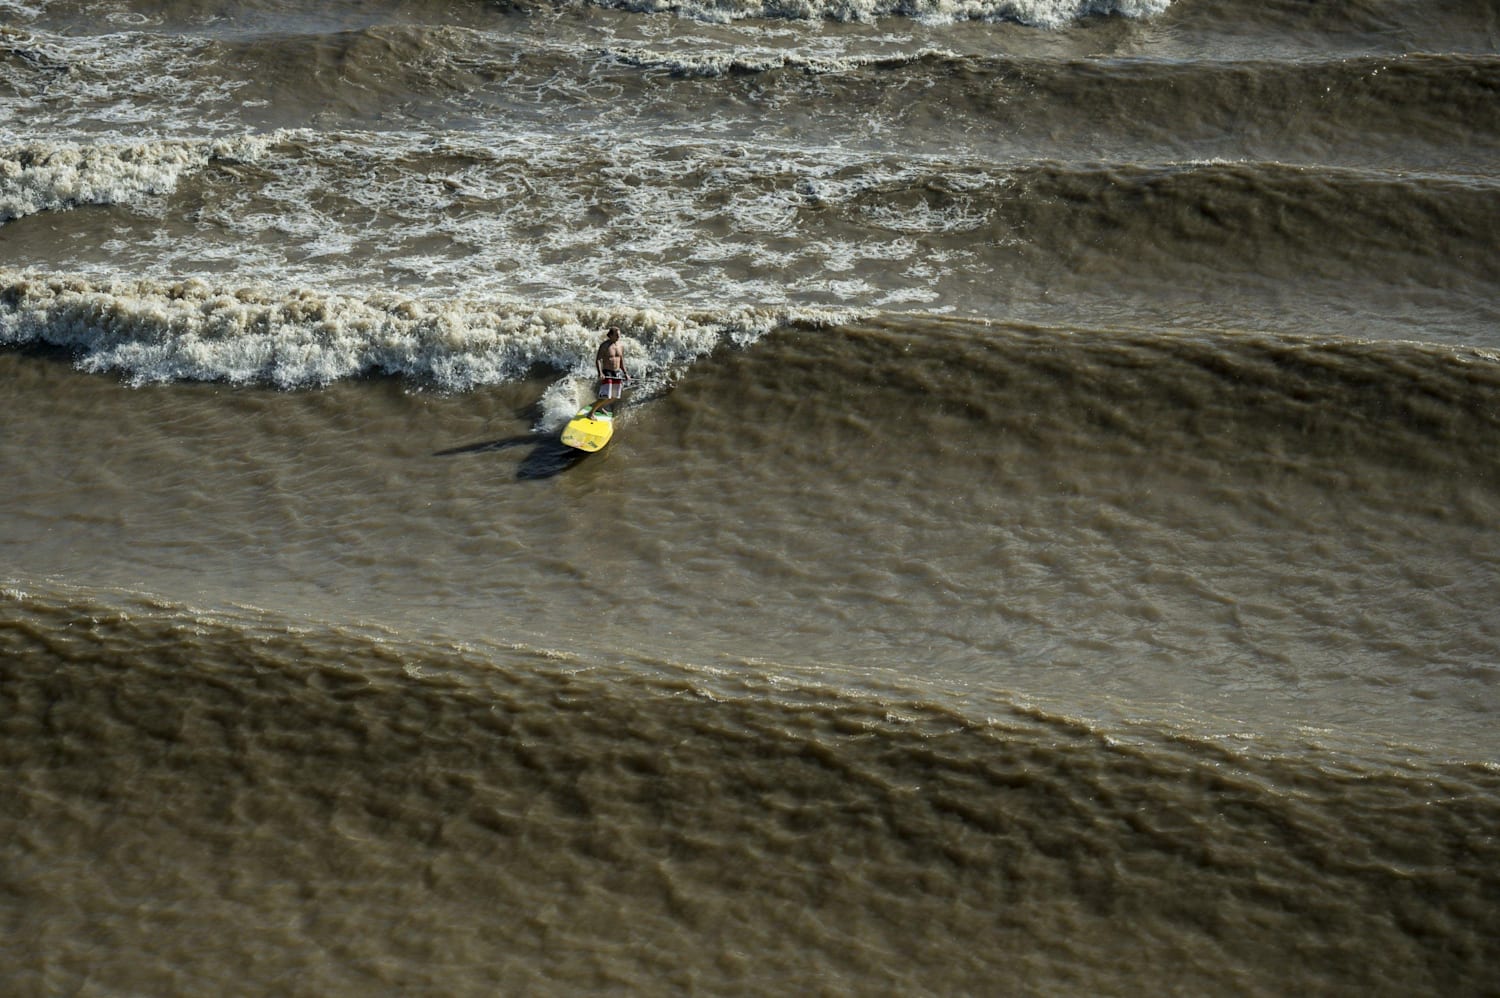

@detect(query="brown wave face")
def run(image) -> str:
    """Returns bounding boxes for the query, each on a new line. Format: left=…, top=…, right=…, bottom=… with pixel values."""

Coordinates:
left=4, top=582, right=1499, bottom=995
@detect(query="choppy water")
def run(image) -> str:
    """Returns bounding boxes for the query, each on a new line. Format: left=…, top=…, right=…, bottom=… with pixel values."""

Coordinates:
left=3, top=0, right=1499, bottom=994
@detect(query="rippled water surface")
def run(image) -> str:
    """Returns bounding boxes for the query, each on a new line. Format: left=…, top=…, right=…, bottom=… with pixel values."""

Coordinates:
left=3, top=0, right=1499, bottom=993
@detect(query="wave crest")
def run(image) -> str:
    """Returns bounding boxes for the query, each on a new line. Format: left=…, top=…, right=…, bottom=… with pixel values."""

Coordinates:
left=585, top=0, right=1170, bottom=26
left=0, top=268, right=849, bottom=389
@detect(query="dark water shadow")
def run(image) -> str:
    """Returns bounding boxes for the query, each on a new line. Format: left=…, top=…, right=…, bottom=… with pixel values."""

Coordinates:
left=433, top=434, right=590, bottom=480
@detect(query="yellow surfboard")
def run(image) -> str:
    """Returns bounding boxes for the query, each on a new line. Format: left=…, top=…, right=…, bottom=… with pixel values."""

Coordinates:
left=560, top=407, right=614, bottom=452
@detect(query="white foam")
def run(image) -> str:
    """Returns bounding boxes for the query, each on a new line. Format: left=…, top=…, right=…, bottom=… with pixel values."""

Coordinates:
left=594, top=0, right=1171, bottom=26
left=0, top=134, right=277, bottom=222
left=0, top=268, right=857, bottom=390
left=603, top=44, right=967, bottom=78
left=64, top=128, right=977, bottom=311
left=0, top=27, right=254, bottom=142
left=0, top=126, right=1004, bottom=354
left=0, top=2, right=42, bottom=21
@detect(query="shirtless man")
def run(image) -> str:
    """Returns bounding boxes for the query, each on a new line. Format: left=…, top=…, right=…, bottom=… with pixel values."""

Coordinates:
left=585, top=326, right=629, bottom=418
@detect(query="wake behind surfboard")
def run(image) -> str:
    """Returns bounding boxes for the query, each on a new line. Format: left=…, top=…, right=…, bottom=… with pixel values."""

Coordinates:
left=560, top=408, right=614, bottom=452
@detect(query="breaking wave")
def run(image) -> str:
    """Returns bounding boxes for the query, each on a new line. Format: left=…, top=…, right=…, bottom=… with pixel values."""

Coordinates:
left=566, top=0, right=1171, bottom=26
left=0, top=268, right=850, bottom=389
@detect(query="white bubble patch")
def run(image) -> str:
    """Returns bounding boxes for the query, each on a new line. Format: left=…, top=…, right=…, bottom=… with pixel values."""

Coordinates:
left=0, top=134, right=277, bottom=222
left=592, top=0, right=1171, bottom=27
left=0, top=268, right=855, bottom=390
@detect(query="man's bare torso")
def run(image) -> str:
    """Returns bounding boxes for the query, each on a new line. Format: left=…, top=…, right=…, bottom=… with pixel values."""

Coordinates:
left=597, top=339, right=624, bottom=375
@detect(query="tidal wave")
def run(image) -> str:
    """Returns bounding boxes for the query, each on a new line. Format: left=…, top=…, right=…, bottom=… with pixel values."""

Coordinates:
left=5, top=0, right=1500, bottom=991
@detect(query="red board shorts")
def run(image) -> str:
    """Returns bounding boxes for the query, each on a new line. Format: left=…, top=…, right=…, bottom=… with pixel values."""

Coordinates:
left=598, top=370, right=625, bottom=399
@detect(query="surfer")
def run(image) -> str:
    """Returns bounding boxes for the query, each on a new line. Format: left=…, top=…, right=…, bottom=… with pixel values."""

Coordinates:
left=585, top=326, right=630, bottom=419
